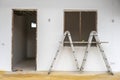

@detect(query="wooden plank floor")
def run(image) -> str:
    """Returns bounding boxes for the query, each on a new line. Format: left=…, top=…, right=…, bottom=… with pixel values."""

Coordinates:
left=0, top=71, right=120, bottom=80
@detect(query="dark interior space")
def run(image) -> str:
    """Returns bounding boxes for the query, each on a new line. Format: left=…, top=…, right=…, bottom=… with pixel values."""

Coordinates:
left=12, top=10, right=37, bottom=71
left=64, top=11, right=97, bottom=46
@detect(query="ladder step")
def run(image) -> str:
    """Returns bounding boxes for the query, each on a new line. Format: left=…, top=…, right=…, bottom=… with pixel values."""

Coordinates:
left=73, top=51, right=75, bottom=53
left=104, top=58, right=107, bottom=60
left=85, top=51, right=88, bottom=53
left=83, top=59, right=86, bottom=61
left=75, top=59, right=77, bottom=61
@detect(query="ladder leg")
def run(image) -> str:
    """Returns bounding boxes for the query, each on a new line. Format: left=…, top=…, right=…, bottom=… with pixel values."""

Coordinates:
left=48, top=48, right=60, bottom=74
left=48, top=33, right=66, bottom=75
left=94, top=35, right=114, bottom=75
left=80, top=48, right=89, bottom=71
left=80, top=35, right=93, bottom=72
left=68, top=33, right=79, bottom=69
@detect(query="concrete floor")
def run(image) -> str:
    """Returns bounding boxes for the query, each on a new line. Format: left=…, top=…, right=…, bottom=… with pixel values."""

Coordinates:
left=0, top=71, right=120, bottom=80
left=13, top=59, right=36, bottom=71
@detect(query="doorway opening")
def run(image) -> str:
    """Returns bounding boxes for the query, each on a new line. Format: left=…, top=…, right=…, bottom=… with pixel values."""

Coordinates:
left=12, top=9, right=37, bottom=71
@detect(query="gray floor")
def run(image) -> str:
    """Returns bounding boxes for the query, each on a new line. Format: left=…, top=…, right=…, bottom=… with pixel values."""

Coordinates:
left=13, top=59, right=36, bottom=71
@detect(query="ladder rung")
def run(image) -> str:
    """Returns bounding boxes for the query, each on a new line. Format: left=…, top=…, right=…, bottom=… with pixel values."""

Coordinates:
left=75, top=59, right=77, bottom=61
left=73, top=51, right=75, bottom=53
left=83, top=59, right=86, bottom=61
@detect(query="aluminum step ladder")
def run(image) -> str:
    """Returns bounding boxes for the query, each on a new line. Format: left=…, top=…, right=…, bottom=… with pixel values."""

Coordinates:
left=48, top=31, right=79, bottom=75
left=80, top=31, right=114, bottom=75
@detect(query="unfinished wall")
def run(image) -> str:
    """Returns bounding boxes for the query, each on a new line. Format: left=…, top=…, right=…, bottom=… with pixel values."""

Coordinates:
left=0, top=0, right=120, bottom=72
left=26, top=16, right=36, bottom=58
left=12, top=14, right=27, bottom=67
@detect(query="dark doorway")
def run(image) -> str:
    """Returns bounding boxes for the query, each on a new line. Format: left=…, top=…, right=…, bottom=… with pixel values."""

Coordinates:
left=64, top=11, right=97, bottom=46
left=12, top=9, right=37, bottom=71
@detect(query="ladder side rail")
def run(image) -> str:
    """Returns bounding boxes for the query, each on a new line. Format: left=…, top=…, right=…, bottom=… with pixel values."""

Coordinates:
left=94, top=35, right=113, bottom=75
left=67, top=31, right=79, bottom=69
left=48, top=31, right=68, bottom=74
left=80, top=32, right=94, bottom=71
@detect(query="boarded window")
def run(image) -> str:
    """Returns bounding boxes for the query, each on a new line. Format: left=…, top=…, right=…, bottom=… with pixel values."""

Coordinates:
left=64, top=11, right=97, bottom=46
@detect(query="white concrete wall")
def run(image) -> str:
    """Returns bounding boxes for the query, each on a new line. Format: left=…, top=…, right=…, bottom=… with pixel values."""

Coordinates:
left=0, top=0, right=120, bottom=72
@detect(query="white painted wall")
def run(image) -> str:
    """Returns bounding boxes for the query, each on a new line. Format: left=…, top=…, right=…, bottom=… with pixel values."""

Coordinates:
left=0, top=0, right=120, bottom=72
